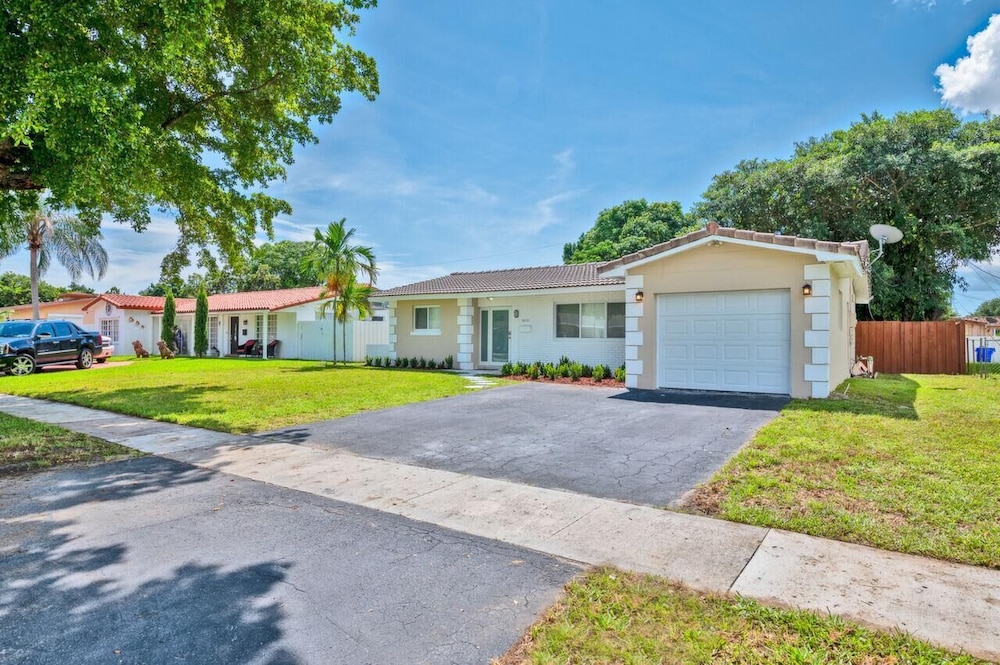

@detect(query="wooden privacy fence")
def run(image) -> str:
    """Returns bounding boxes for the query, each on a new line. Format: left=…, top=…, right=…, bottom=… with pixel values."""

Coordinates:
left=856, top=320, right=967, bottom=375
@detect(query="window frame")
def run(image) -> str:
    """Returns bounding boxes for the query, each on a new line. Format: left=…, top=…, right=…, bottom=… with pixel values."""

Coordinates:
left=555, top=301, right=626, bottom=339
left=100, top=318, right=120, bottom=344
left=412, top=305, right=442, bottom=336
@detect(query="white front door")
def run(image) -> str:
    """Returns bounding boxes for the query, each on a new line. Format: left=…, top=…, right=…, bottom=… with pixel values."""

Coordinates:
left=656, top=289, right=791, bottom=394
left=479, top=308, right=512, bottom=365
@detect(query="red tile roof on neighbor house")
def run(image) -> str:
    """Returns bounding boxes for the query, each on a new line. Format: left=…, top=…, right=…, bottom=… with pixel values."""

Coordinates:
left=598, top=221, right=871, bottom=273
left=374, top=263, right=625, bottom=297
left=85, top=287, right=328, bottom=313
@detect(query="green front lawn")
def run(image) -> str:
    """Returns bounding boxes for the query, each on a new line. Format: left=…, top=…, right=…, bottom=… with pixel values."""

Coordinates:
left=1, top=413, right=142, bottom=474
left=500, top=568, right=984, bottom=664
left=0, top=359, right=474, bottom=433
left=686, top=374, right=1000, bottom=568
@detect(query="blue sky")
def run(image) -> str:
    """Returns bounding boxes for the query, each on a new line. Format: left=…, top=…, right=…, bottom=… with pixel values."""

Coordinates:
left=4, top=0, right=1000, bottom=313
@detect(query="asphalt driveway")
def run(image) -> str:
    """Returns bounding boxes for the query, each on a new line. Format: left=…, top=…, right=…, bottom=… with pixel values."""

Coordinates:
left=260, top=382, right=787, bottom=506
left=0, top=457, right=577, bottom=665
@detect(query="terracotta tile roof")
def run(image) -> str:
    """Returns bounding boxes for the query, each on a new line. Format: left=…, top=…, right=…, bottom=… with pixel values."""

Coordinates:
left=85, top=294, right=172, bottom=312
left=599, top=221, right=871, bottom=272
left=84, top=287, right=328, bottom=313
left=375, top=263, right=624, bottom=297
left=195, top=287, right=327, bottom=313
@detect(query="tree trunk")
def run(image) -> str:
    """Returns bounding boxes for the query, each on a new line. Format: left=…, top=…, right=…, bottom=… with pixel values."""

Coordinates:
left=331, top=297, right=338, bottom=365
left=29, top=245, right=40, bottom=320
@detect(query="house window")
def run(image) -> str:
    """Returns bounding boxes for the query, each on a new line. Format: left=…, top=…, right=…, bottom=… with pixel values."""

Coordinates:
left=100, top=318, right=119, bottom=344
left=556, top=302, right=626, bottom=339
left=413, top=306, right=441, bottom=335
left=209, top=316, right=218, bottom=350
left=254, top=314, right=278, bottom=342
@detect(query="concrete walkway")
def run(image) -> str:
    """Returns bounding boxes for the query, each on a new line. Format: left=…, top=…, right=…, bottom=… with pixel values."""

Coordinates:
left=1, top=394, right=998, bottom=661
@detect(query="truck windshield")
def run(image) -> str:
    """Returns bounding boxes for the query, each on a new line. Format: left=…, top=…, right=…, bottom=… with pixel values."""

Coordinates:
left=0, top=322, right=35, bottom=338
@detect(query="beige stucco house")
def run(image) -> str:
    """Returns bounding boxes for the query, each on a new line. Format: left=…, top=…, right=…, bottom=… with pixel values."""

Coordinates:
left=379, top=223, right=871, bottom=399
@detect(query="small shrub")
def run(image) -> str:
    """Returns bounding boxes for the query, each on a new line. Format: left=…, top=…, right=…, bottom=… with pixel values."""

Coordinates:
left=527, top=363, right=540, bottom=380
left=568, top=362, right=583, bottom=381
left=558, top=355, right=571, bottom=367
left=418, top=357, right=427, bottom=369
left=438, top=360, right=446, bottom=369
left=581, top=364, right=593, bottom=378
left=593, top=364, right=606, bottom=382
left=557, top=363, right=571, bottom=378
left=614, top=364, right=626, bottom=382
left=428, top=358, right=436, bottom=369
left=401, top=357, right=409, bottom=368
left=544, top=363, right=558, bottom=380
left=510, top=362, right=524, bottom=375
left=410, top=357, right=419, bottom=368
left=394, top=357, right=403, bottom=368
left=364, top=355, right=372, bottom=366
left=373, top=356, right=382, bottom=367
left=444, top=355, right=454, bottom=369
left=384, top=357, right=393, bottom=368
left=501, top=362, right=514, bottom=376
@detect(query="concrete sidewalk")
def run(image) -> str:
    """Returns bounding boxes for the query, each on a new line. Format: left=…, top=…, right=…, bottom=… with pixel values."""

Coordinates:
left=1, top=394, right=997, bottom=661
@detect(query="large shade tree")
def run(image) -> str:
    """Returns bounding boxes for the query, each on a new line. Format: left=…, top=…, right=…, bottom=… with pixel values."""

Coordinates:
left=695, top=110, right=1000, bottom=321
left=0, top=206, right=108, bottom=318
left=1, top=1, right=378, bottom=267
left=563, top=199, right=697, bottom=264
left=305, top=219, right=377, bottom=365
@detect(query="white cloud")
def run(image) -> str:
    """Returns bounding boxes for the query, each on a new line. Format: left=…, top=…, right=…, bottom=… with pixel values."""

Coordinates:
left=936, top=14, right=1000, bottom=113
left=550, top=148, right=575, bottom=182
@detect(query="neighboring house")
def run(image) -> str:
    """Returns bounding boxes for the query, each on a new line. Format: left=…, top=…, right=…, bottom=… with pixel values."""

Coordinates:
left=378, top=223, right=871, bottom=399
left=6, top=292, right=97, bottom=324
left=10, top=287, right=387, bottom=361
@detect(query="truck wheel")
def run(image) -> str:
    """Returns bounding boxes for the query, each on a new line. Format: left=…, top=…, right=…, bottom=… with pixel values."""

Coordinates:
left=76, top=348, right=94, bottom=369
left=10, top=354, right=36, bottom=376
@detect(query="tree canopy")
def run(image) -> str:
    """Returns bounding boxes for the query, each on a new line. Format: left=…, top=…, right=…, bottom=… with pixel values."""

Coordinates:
left=563, top=199, right=697, bottom=264
left=974, top=297, right=1000, bottom=318
left=695, top=110, right=1000, bottom=321
left=0, top=271, right=63, bottom=307
left=1, top=0, right=378, bottom=265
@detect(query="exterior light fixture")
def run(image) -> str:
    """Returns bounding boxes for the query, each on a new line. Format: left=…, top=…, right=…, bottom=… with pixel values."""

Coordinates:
left=802, top=284, right=812, bottom=296
left=635, top=291, right=644, bottom=303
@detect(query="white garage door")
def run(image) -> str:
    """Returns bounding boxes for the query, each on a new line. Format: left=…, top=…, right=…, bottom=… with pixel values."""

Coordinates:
left=656, top=290, right=791, bottom=394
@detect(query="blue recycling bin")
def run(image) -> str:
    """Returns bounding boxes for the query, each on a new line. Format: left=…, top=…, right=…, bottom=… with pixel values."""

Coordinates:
left=975, top=347, right=995, bottom=362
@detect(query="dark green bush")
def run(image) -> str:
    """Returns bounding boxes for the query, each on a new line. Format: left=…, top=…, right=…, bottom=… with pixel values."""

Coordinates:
left=444, top=355, right=454, bottom=369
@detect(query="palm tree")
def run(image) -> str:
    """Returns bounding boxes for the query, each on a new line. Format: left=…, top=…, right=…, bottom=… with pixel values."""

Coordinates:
left=331, top=275, right=373, bottom=363
left=1, top=205, right=108, bottom=319
left=304, top=219, right=377, bottom=365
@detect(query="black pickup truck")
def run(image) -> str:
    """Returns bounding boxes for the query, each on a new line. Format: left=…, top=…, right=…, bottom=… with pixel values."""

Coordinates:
left=0, top=319, right=103, bottom=376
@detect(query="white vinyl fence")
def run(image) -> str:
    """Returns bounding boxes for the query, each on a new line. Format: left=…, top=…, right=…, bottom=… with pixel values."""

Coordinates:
left=296, top=315, right=388, bottom=361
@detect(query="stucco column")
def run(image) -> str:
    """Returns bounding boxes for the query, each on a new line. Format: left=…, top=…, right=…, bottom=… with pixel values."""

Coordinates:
left=387, top=305, right=397, bottom=360
left=803, top=264, right=832, bottom=398
left=624, top=274, right=644, bottom=389
left=456, top=298, right=474, bottom=370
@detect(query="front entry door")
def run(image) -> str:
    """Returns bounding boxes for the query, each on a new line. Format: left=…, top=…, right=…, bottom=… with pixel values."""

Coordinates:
left=229, top=316, right=240, bottom=354
left=479, top=308, right=510, bottom=365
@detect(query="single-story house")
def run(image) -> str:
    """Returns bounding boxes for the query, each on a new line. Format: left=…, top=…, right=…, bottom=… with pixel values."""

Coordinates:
left=5, top=292, right=97, bottom=323
left=378, top=222, right=871, bottom=398
left=9, top=286, right=387, bottom=361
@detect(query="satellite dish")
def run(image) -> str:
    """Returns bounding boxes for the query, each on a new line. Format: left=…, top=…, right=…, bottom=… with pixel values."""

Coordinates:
left=870, top=224, right=903, bottom=244
left=869, top=224, right=903, bottom=263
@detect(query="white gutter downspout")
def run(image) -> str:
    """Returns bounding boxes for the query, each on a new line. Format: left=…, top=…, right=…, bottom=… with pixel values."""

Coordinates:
left=260, top=310, right=269, bottom=359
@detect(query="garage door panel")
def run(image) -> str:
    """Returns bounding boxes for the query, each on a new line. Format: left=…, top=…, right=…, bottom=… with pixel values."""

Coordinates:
left=657, top=290, right=790, bottom=395
left=723, top=345, right=750, bottom=361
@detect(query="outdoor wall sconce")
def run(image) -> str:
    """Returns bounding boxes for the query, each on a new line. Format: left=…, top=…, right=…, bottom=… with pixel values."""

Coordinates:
left=242, top=319, right=248, bottom=325
left=802, top=283, right=812, bottom=296
left=635, top=291, right=644, bottom=303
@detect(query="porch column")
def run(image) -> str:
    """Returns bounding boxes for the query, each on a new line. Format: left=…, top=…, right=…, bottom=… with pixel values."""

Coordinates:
left=456, top=298, right=474, bottom=371
left=624, top=274, right=644, bottom=389
left=387, top=305, right=397, bottom=359
left=803, top=264, right=833, bottom=398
